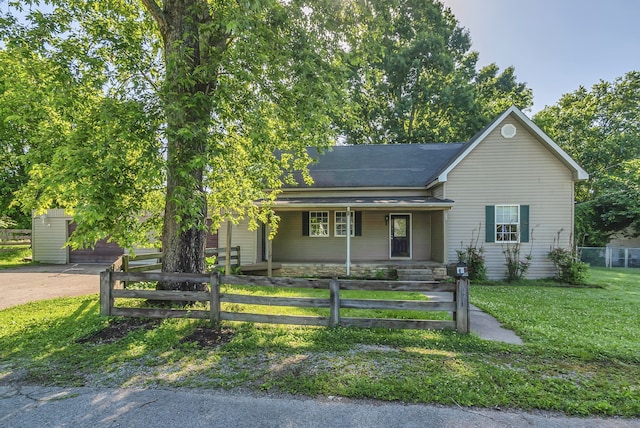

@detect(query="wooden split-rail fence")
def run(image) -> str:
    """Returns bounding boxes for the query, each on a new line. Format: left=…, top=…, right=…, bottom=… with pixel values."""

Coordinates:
left=0, top=229, right=32, bottom=246
left=100, top=265, right=470, bottom=333
left=121, top=246, right=240, bottom=274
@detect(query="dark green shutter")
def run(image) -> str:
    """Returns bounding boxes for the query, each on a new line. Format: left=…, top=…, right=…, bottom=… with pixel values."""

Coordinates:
left=520, top=205, right=530, bottom=243
left=302, top=212, right=309, bottom=236
left=355, top=211, right=362, bottom=236
left=485, top=206, right=495, bottom=243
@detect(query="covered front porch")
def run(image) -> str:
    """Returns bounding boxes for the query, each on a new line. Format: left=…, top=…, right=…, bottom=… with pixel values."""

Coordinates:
left=248, top=196, right=454, bottom=278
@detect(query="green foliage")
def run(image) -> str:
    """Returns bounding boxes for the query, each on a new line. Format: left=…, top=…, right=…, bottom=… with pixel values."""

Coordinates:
left=534, top=72, right=640, bottom=245
left=0, top=1, right=343, bottom=255
left=502, top=242, right=531, bottom=283
left=455, top=226, right=487, bottom=281
left=336, top=0, right=532, bottom=144
left=548, top=247, right=589, bottom=285
left=547, top=231, right=589, bottom=285
left=472, top=268, right=640, bottom=363
left=0, top=245, right=32, bottom=270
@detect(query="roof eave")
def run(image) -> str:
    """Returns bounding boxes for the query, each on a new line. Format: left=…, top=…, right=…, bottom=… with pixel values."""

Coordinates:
left=270, top=203, right=454, bottom=211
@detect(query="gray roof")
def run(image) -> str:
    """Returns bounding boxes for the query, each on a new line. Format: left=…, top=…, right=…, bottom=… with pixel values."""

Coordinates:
left=288, top=144, right=467, bottom=188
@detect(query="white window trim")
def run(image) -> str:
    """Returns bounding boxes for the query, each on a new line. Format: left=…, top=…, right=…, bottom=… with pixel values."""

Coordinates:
left=495, top=204, right=520, bottom=243
left=334, top=211, right=355, bottom=237
left=309, top=211, right=329, bottom=237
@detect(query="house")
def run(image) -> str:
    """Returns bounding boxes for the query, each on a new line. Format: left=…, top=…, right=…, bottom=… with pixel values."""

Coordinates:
left=220, top=106, right=589, bottom=280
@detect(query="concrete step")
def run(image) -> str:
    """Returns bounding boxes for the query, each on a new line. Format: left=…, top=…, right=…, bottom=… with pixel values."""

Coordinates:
left=396, top=268, right=434, bottom=281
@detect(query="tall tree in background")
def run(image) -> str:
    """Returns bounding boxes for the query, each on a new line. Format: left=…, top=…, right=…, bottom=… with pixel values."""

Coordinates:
left=336, top=0, right=532, bottom=144
left=534, top=71, right=640, bottom=245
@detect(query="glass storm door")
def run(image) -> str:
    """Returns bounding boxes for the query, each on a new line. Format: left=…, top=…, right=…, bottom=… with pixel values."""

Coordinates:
left=390, top=214, right=411, bottom=258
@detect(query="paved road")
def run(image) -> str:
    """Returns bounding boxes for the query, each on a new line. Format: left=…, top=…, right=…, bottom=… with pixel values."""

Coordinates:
left=1, top=385, right=638, bottom=428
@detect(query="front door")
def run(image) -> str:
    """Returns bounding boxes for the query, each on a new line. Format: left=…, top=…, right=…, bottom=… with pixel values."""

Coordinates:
left=390, top=214, right=411, bottom=258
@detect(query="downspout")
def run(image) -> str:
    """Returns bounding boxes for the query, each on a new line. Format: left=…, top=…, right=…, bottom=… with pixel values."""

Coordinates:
left=346, top=206, right=351, bottom=277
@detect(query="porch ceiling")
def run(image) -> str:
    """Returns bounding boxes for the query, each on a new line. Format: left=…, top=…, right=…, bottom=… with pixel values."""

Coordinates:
left=267, top=196, right=454, bottom=211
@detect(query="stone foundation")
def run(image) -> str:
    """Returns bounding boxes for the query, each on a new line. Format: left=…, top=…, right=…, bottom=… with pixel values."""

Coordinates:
left=272, top=262, right=447, bottom=280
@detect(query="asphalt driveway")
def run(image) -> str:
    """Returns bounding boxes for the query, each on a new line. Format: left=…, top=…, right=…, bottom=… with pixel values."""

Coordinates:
left=0, top=264, right=108, bottom=310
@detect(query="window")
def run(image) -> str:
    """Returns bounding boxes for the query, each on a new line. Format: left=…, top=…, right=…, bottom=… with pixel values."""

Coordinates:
left=335, top=211, right=356, bottom=237
left=495, top=205, right=519, bottom=242
left=309, top=211, right=329, bottom=237
left=485, top=205, right=529, bottom=243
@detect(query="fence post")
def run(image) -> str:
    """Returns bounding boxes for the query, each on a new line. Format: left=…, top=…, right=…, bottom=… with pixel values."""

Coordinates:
left=210, top=271, right=221, bottom=323
left=455, top=278, right=469, bottom=334
left=100, top=270, right=113, bottom=316
left=121, top=254, right=130, bottom=288
left=625, top=248, right=629, bottom=268
left=329, top=278, right=340, bottom=328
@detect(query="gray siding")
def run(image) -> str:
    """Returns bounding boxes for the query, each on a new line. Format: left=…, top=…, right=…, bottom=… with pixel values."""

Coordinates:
left=273, top=211, right=432, bottom=262
left=445, top=117, right=576, bottom=279
left=431, top=185, right=445, bottom=199
left=430, top=211, right=446, bottom=263
left=218, top=219, right=258, bottom=266
left=32, top=209, right=71, bottom=264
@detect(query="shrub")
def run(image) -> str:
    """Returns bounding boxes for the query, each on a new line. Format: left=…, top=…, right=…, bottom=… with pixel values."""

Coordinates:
left=503, top=242, right=531, bottom=283
left=456, top=225, right=487, bottom=281
left=548, top=247, right=589, bottom=284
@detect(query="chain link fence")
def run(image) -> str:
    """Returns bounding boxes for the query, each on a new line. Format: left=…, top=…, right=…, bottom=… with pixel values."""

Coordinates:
left=579, top=247, right=640, bottom=268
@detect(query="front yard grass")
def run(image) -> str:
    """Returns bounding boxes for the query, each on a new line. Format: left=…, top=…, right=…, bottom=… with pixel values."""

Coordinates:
left=0, top=245, right=32, bottom=270
left=0, top=267, right=638, bottom=417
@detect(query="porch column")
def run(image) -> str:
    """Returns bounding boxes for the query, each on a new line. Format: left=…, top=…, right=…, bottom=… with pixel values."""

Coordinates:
left=346, top=206, right=351, bottom=277
left=225, top=220, right=232, bottom=275
left=267, top=224, right=273, bottom=277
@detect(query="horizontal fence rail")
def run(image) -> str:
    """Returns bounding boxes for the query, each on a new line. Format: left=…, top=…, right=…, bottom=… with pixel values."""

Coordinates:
left=0, top=229, right=32, bottom=246
left=100, top=269, right=470, bottom=333
left=121, top=247, right=241, bottom=275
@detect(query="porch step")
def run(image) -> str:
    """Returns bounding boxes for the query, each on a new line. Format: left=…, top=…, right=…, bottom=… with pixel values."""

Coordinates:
left=396, top=268, right=434, bottom=281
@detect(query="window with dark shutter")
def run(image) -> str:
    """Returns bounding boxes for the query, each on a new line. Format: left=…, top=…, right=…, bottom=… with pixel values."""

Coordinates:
left=485, top=206, right=495, bottom=243
left=487, top=205, right=529, bottom=243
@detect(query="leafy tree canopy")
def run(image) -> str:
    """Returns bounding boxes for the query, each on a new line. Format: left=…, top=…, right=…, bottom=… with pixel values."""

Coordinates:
left=335, top=0, right=532, bottom=144
left=1, top=0, right=532, bottom=281
left=1, top=0, right=343, bottom=254
left=534, top=71, right=640, bottom=245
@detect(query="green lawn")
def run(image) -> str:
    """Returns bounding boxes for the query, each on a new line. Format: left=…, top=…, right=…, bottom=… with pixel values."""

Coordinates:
left=0, top=245, right=32, bottom=270
left=0, top=267, right=638, bottom=417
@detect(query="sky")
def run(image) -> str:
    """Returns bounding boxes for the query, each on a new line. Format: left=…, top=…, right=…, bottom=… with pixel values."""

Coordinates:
left=440, top=0, right=640, bottom=114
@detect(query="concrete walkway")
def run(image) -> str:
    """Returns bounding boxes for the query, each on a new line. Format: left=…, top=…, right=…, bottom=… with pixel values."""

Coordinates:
left=424, top=292, right=523, bottom=344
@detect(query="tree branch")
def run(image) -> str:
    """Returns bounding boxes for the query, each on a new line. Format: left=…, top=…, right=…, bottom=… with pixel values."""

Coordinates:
left=140, top=0, right=168, bottom=37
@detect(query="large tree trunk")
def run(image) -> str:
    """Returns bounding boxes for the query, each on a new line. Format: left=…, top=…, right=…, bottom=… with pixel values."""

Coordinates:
left=144, top=0, right=225, bottom=291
